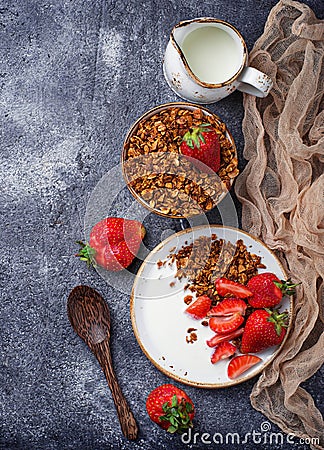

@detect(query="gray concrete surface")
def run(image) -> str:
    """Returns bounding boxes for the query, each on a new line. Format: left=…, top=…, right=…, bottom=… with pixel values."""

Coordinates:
left=1, top=1, right=323, bottom=449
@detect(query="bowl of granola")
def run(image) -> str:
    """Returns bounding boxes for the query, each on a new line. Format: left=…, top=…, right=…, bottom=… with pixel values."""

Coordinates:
left=122, top=102, right=238, bottom=218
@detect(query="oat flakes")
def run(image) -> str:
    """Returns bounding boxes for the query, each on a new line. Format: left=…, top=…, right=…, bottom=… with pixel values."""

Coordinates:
left=169, top=235, right=264, bottom=304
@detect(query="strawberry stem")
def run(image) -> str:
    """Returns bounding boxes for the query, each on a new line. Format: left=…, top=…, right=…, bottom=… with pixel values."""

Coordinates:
left=182, top=123, right=212, bottom=150
left=159, top=395, right=193, bottom=434
left=265, top=308, right=289, bottom=336
left=76, top=241, right=96, bottom=268
left=273, top=278, right=300, bottom=295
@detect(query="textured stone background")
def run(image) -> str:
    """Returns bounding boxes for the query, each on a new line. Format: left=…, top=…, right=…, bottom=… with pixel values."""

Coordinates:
left=1, top=1, right=323, bottom=449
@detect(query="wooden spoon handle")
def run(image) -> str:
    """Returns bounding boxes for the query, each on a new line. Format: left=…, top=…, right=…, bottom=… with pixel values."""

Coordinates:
left=94, top=340, right=138, bottom=440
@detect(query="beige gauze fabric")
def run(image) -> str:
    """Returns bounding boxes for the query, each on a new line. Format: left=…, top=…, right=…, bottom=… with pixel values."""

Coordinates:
left=234, top=1, right=324, bottom=448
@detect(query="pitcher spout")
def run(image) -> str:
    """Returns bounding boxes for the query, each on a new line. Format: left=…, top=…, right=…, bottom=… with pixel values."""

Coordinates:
left=171, top=20, right=193, bottom=51
left=171, top=18, right=217, bottom=50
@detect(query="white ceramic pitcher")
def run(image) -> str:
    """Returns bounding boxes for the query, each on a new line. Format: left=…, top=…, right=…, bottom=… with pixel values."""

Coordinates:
left=163, top=18, right=273, bottom=104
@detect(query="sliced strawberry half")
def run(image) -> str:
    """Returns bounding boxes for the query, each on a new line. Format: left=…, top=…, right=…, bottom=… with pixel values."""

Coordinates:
left=215, top=278, right=252, bottom=299
left=209, top=313, right=244, bottom=334
left=227, top=355, right=262, bottom=380
left=208, top=298, right=247, bottom=317
left=206, top=327, right=244, bottom=348
left=211, top=341, right=236, bottom=364
left=185, top=295, right=211, bottom=320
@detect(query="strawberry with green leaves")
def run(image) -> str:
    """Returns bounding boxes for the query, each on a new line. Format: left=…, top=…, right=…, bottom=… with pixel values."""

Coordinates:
left=146, top=384, right=194, bottom=433
left=77, top=217, right=145, bottom=272
left=247, top=272, right=299, bottom=308
left=241, top=308, right=289, bottom=353
left=180, top=123, right=221, bottom=173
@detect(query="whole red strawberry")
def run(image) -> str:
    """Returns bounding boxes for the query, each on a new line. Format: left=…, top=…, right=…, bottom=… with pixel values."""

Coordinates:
left=180, top=123, right=221, bottom=173
left=76, top=217, right=145, bottom=272
left=146, top=384, right=194, bottom=433
left=247, top=272, right=299, bottom=308
left=241, top=308, right=289, bottom=353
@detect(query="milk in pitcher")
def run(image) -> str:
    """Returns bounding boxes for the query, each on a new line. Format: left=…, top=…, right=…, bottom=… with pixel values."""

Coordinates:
left=181, top=26, right=242, bottom=84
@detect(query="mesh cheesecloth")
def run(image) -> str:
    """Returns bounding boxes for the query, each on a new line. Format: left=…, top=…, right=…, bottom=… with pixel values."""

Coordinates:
left=234, top=1, right=324, bottom=448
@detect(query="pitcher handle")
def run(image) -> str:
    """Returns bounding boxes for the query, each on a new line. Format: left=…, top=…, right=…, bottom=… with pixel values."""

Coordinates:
left=237, top=67, right=273, bottom=98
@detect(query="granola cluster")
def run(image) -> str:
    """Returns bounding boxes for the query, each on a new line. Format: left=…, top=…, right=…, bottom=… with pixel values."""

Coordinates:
left=186, top=328, right=198, bottom=344
left=169, top=234, right=265, bottom=303
left=123, top=107, right=238, bottom=217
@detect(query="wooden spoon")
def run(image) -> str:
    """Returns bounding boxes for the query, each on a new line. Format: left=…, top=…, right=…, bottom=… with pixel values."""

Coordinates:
left=67, top=285, right=138, bottom=440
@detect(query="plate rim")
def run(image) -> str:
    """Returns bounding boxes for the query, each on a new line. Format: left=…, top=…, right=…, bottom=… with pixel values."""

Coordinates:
left=130, top=224, right=293, bottom=388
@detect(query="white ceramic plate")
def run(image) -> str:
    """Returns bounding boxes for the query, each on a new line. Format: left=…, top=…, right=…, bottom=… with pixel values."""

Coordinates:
left=130, top=225, right=292, bottom=388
